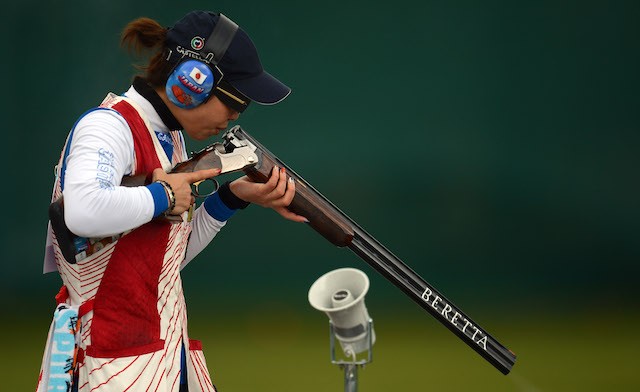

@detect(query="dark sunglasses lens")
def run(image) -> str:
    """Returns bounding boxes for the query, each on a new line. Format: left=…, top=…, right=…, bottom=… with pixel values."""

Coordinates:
left=213, top=84, right=250, bottom=113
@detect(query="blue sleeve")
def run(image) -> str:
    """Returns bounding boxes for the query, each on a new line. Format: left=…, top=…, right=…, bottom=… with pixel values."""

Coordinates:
left=203, top=191, right=237, bottom=221
left=147, top=182, right=169, bottom=218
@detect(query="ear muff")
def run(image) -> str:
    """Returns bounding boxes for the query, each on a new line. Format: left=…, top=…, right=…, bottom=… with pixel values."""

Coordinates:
left=165, top=14, right=239, bottom=109
left=166, top=59, right=216, bottom=109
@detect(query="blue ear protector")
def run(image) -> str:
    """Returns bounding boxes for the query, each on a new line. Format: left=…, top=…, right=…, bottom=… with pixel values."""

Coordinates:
left=165, top=60, right=216, bottom=108
left=166, top=14, right=238, bottom=109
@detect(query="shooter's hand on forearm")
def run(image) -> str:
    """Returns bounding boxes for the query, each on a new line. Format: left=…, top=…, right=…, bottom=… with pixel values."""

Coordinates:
left=229, top=166, right=308, bottom=223
left=152, top=168, right=221, bottom=215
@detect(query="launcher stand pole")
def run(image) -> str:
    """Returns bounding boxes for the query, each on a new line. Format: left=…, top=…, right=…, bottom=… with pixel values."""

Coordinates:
left=329, top=319, right=373, bottom=392
left=343, top=364, right=358, bottom=392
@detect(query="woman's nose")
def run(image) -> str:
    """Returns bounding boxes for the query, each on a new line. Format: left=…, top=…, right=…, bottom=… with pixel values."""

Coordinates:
left=229, top=110, right=240, bottom=121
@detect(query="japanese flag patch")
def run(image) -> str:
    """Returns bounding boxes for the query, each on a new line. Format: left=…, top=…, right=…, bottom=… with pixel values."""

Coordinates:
left=189, top=67, right=208, bottom=85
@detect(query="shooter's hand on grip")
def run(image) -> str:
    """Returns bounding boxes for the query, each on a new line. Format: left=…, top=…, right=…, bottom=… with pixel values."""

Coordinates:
left=230, top=166, right=308, bottom=223
left=152, top=167, right=221, bottom=215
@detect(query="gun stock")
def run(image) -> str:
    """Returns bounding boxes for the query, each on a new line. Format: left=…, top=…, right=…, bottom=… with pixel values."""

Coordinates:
left=227, top=126, right=517, bottom=375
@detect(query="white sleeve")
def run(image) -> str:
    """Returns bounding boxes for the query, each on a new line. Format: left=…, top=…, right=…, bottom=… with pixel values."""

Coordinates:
left=182, top=204, right=227, bottom=269
left=63, top=109, right=156, bottom=238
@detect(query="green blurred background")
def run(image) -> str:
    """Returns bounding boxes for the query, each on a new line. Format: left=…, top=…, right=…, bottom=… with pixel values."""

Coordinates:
left=2, top=0, right=639, bottom=390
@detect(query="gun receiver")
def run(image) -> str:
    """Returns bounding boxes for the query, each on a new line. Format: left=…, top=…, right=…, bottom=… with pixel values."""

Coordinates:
left=224, top=126, right=517, bottom=375
left=119, top=139, right=259, bottom=192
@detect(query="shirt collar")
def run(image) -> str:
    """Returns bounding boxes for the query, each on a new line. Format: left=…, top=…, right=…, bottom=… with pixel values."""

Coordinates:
left=128, top=77, right=182, bottom=132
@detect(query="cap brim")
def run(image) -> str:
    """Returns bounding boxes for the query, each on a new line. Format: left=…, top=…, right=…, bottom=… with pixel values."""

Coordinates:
left=229, top=71, right=291, bottom=105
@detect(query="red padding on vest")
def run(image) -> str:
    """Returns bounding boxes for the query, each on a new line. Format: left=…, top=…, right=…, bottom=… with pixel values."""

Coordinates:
left=88, top=99, right=170, bottom=355
left=90, top=219, right=170, bottom=353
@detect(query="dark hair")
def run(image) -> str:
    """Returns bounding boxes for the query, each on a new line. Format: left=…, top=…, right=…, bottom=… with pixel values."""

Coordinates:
left=120, top=17, right=173, bottom=87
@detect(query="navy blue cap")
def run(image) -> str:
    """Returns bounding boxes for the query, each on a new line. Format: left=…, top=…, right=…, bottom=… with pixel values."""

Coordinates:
left=166, top=11, right=291, bottom=105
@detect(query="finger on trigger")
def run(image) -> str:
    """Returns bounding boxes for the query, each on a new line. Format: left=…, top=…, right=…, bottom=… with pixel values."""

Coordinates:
left=189, top=168, right=221, bottom=183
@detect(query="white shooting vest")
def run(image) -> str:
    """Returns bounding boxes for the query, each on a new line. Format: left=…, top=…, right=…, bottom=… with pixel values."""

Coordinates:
left=37, top=94, right=216, bottom=392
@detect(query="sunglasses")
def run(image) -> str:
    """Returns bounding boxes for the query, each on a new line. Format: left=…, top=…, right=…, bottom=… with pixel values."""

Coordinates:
left=211, top=80, right=250, bottom=113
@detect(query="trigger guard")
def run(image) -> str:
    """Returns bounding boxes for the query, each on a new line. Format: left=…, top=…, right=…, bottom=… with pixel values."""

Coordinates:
left=192, top=178, right=219, bottom=198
